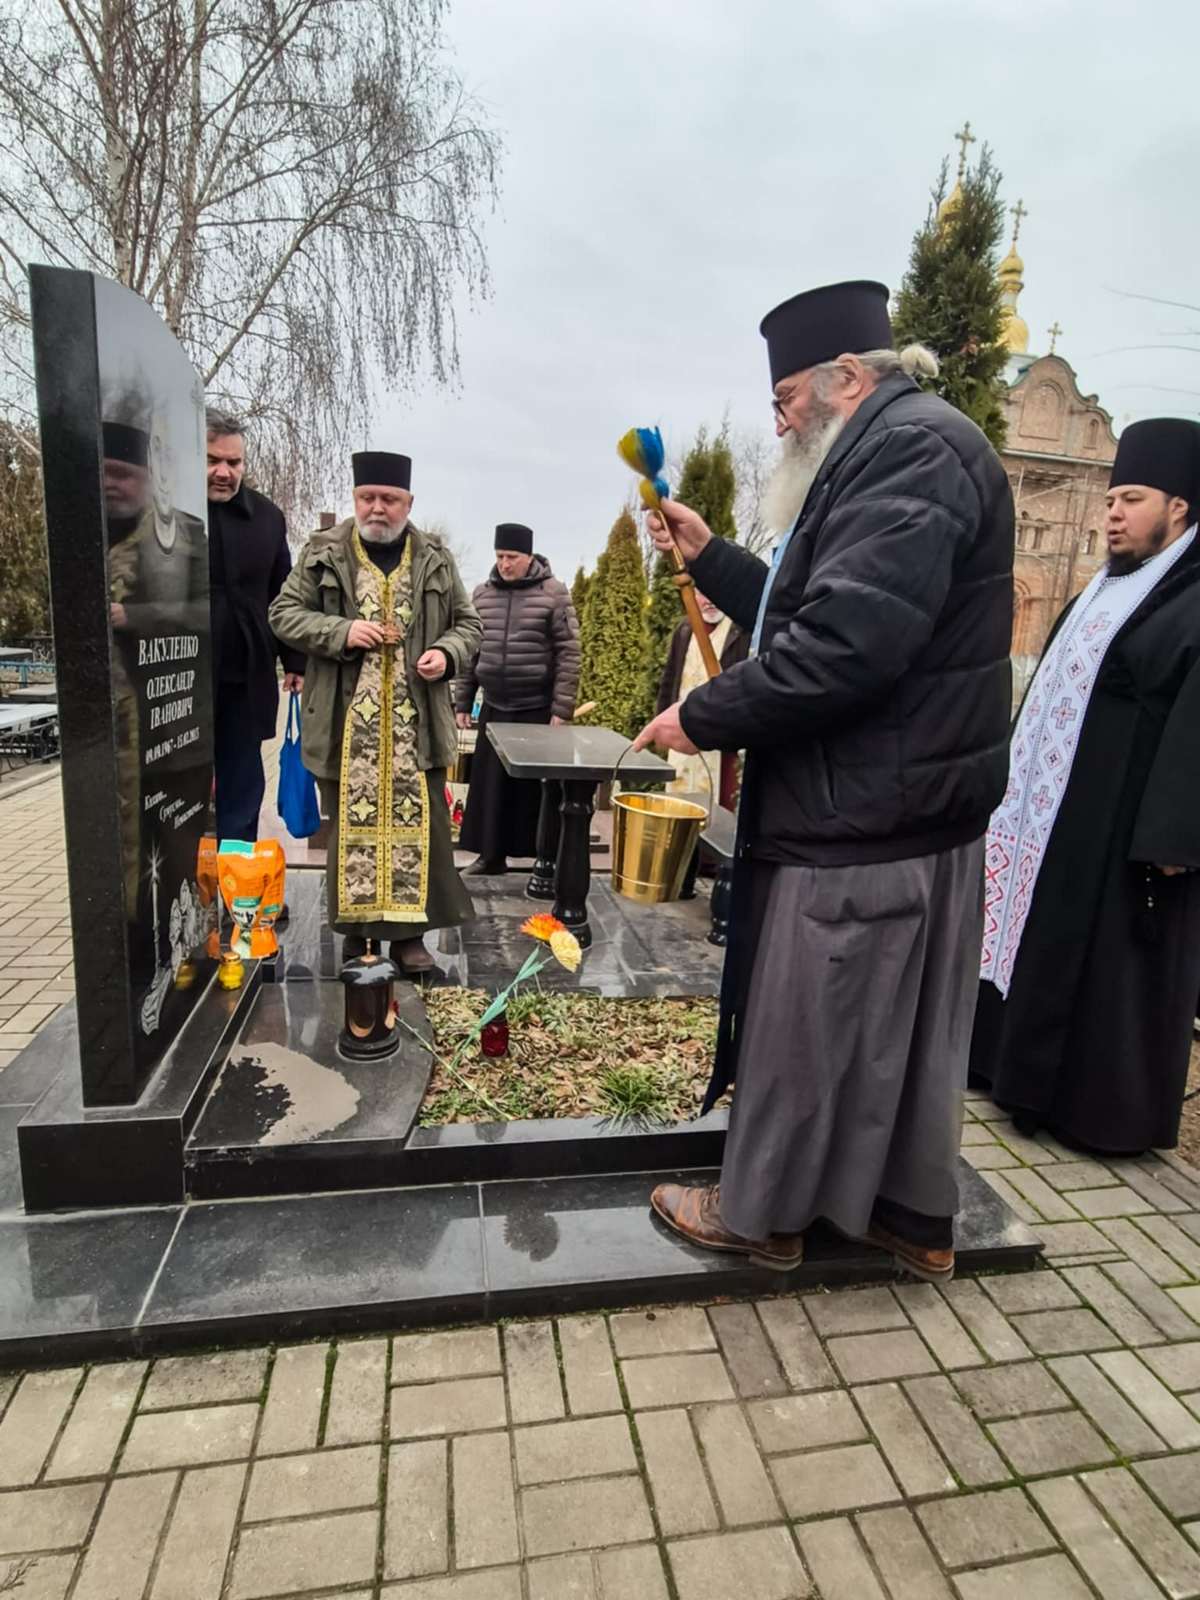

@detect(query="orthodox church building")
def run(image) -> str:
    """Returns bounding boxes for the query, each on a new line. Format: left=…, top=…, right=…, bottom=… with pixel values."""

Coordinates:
left=992, top=203, right=1119, bottom=699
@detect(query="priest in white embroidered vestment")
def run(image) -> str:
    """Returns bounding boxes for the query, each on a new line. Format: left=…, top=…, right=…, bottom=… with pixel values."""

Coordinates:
left=970, top=418, right=1200, bottom=1154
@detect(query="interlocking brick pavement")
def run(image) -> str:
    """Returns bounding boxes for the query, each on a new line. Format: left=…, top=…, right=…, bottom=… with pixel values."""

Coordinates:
left=11, top=792, right=1200, bottom=1593
left=0, top=777, right=73, bottom=1073
left=5, top=1113, right=1200, bottom=1598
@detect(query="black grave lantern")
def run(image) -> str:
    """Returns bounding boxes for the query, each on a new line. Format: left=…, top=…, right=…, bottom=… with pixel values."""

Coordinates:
left=338, top=947, right=401, bottom=1060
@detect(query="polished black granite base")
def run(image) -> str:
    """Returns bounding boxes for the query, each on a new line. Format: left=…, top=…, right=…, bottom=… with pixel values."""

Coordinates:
left=186, top=980, right=434, bottom=1199
left=186, top=878, right=721, bottom=1202
left=16, top=970, right=264, bottom=1212
left=441, top=877, right=723, bottom=997
left=0, top=1159, right=1039, bottom=1365
left=0, top=867, right=1043, bottom=1363
left=9, top=869, right=724, bottom=1213
left=275, top=870, right=724, bottom=999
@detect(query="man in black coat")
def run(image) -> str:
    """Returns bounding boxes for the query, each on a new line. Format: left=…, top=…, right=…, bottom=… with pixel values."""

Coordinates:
left=970, top=418, right=1200, bottom=1155
left=205, top=410, right=305, bottom=843
left=634, top=280, right=1014, bottom=1280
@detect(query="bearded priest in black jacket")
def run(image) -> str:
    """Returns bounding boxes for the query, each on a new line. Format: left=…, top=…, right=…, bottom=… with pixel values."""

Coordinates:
left=970, top=417, right=1200, bottom=1156
left=634, top=280, right=1014, bottom=1282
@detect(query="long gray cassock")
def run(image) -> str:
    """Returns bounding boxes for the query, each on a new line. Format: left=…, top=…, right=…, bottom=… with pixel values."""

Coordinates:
left=717, top=841, right=984, bottom=1243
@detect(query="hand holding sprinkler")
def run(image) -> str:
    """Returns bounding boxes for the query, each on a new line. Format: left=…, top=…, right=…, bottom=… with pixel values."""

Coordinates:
left=617, top=427, right=721, bottom=680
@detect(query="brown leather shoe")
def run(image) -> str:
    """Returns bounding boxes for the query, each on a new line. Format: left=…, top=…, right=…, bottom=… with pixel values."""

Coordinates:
left=650, top=1183, right=804, bottom=1272
left=390, top=937, right=434, bottom=974
left=864, top=1221, right=955, bottom=1283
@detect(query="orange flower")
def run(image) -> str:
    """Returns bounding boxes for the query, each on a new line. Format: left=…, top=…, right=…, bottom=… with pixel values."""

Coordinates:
left=521, top=913, right=565, bottom=942
left=549, top=928, right=582, bottom=972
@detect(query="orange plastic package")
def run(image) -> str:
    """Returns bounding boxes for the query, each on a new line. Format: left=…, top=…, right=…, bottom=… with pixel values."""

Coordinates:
left=196, top=835, right=221, bottom=959
left=217, top=839, right=286, bottom=959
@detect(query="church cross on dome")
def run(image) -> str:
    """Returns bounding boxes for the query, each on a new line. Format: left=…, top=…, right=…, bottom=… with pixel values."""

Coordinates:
left=954, top=121, right=976, bottom=177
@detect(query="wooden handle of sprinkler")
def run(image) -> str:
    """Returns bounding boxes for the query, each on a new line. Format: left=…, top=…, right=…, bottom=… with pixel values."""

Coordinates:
left=665, top=541, right=722, bottom=679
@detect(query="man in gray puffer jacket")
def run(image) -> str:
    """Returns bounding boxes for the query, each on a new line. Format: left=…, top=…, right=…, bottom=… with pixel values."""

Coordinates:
left=455, top=523, right=581, bottom=873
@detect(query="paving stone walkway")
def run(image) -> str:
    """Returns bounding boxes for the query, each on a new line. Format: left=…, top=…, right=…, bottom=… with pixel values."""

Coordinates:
left=0, top=775, right=73, bottom=1074
left=9, top=787, right=1200, bottom=1593
left=3, top=1095, right=1200, bottom=1590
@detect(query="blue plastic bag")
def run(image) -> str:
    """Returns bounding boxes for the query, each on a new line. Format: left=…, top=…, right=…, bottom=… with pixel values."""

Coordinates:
left=277, top=691, right=320, bottom=839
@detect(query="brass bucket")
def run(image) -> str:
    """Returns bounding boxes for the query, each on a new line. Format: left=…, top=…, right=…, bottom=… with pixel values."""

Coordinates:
left=448, top=730, right=474, bottom=785
left=610, top=746, right=709, bottom=904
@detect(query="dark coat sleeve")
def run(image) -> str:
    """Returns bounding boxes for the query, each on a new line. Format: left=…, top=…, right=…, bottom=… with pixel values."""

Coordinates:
left=679, top=424, right=982, bottom=751
left=688, top=538, right=771, bottom=634
left=1129, top=655, right=1200, bottom=868
left=550, top=588, right=581, bottom=720
left=268, top=513, right=306, bottom=677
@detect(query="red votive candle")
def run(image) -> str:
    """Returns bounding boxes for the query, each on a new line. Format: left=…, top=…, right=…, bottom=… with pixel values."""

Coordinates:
left=480, top=1015, right=509, bottom=1057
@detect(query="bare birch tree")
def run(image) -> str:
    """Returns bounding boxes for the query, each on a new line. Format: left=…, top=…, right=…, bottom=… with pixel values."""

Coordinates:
left=731, top=426, right=776, bottom=557
left=0, top=0, right=501, bottom=514
left=0, top=421, right=50, bottom=636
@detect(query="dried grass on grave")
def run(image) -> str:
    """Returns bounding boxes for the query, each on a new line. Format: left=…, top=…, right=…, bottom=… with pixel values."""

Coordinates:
left=420, top=988, right=719, bottom=1125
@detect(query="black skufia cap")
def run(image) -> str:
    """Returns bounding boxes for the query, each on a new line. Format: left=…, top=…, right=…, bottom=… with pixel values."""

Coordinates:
left=1109, top=418, right=1200, bottom=503
left=495, top=523, right=533, bottom=554
left=102, top=421, right=149, bottom=467
left=760, top=280, right=892, bottom=387
left=352, top=451, right=412, bottom=490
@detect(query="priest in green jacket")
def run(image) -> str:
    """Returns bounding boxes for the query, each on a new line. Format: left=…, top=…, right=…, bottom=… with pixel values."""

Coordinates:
left=269, top=451, right=482, bottom=975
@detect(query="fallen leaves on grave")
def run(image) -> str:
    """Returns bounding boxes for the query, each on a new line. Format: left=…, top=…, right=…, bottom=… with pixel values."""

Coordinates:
left=419, top=989, right=721, bottom=1126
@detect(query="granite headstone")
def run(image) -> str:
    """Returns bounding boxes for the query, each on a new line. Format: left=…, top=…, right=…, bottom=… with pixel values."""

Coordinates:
left=30, top=267, right=216, bottom=1104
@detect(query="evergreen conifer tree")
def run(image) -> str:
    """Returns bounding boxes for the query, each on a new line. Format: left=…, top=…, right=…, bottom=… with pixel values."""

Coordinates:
left=640, top=426, right=737, bottom=723
left=574, top=550, right=608, bottom=724
left=892, top=143, right=1009, bottom=448
left=577, top=509, right=648, bottom=738
left=570, top=564, right=589, bottom=622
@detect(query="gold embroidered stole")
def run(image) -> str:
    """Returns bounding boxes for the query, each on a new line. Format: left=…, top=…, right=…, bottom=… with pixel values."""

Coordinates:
left=336, top=531, right=430, bottom=922
left=667, top=618, right=731, bottom=797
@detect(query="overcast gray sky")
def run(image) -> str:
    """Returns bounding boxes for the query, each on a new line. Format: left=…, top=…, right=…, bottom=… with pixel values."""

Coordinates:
left=364, top=0, right=1200, bottom=586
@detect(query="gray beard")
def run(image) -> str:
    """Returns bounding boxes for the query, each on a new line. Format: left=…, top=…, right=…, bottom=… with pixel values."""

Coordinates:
left=761, top=410, right=846, bottom=535
left=357, top=519, right=407, bottom=546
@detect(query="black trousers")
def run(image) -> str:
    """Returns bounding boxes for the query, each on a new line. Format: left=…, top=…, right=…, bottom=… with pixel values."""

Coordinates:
left=214, top=682, right=266, bottom=844
left=458, top=702, right=549, bottom=860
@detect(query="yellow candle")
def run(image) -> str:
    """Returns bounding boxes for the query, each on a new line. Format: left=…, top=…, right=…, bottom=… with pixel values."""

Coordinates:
left=218, top=952, right=245, bottom=990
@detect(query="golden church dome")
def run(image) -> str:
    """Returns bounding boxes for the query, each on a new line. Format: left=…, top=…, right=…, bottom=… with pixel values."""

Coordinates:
left=998, top=244, right=1024, bottom=282
left=938, top=179, right=964, bottom=227
left=998, top=199, right=1029, bottom=355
